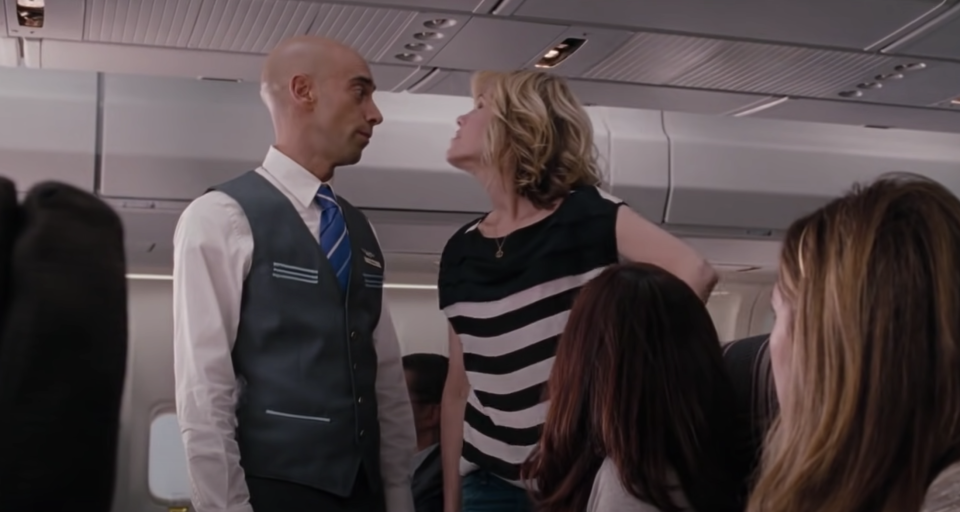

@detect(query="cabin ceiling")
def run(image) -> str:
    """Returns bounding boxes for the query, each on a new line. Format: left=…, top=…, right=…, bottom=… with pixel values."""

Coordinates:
left=1, top=0, right=959, bottom=132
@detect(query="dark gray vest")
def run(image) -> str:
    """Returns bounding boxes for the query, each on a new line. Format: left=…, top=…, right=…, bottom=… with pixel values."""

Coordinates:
left=210, top=171, right=385, bottom=497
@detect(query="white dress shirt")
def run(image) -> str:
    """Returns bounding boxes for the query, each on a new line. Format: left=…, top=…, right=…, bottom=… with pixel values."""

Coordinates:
left=172, top=146, right=416, bottom=512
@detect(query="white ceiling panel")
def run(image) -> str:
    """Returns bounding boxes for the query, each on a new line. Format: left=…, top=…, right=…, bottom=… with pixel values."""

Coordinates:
left=85, top=0, right=318, bottom=52
left=427, top=17, right=566, bottom=71
left=334, top=0, right=493, bottom=13
left=0, top=37, right=16, bottom=67
left=510, top=0, right=947, bottom=50
left=39, top=40, right=425, bottom=89
left=305, top=3, right=417, bottom=58
left=887, top=8, right=960, bottom=61
left=372, top=11, right=471, bottom=66
left=4, top=0, right=85, bottom=39
left=0, top=67, right=98, bottom=193
left=748, top=98, right=960, bottom=133
left=83, top=0, right=418, bottom=59
left=584, top=32, right=901, bottom=98
left=568, top=80, right=775, bottom=116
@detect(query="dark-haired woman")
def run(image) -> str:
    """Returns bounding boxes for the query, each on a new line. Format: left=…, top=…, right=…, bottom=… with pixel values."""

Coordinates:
left=525, top=263, right=750, bottom=512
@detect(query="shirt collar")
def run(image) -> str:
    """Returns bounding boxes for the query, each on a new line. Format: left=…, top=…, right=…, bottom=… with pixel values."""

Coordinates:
left=260, top=146, right=335, bottom=209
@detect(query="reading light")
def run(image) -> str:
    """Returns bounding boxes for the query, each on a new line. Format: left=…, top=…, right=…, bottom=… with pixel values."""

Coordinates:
left=894, top=62, right=926, bottom=72
left=394, top=52, right=423, bottom=63
left=16, top=0, right=44, bottom=28
left=875, top=72, right=903, bottom=81
left=414, top=31, right=443, bottom=41
left=423, top=19, right=456, bottom=29
left=535, top=38, right=586, bottom=69
left=404, top=43, right=432, bottom=52
left=125, top=274, right=439, bottom=290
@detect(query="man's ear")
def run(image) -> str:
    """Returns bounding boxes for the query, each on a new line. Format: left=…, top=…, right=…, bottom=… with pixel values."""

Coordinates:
left=290, top=74, right=315, bottom=106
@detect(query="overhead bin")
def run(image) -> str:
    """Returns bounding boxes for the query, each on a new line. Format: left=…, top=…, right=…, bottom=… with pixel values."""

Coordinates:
left=0, top=67, right=98, bottom=193
left=0, top=36, right=16, bottom=67
left=100, top=74, right=272, bottom=201
left=597, top=107, right=669, bottom=223
left=663, top=111, right=960, bottom=232
left=98, top=72, right=492, bottom=212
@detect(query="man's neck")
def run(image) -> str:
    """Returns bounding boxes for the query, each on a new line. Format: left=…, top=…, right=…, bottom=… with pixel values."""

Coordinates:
left=273, top=143, right=335, bottom=182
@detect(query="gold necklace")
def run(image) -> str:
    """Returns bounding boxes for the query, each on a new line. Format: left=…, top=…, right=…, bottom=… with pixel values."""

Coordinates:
left=494, top=235, right=507, bottom=258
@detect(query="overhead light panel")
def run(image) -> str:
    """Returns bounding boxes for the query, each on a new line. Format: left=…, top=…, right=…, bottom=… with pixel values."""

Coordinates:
left=535, top=38, right=586, bottom=69
left=16, top=0, right=44, bottom=28
left=951, top=98, right=960, bottom=106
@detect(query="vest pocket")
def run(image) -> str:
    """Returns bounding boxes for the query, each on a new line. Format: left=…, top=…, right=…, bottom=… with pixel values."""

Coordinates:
left=265, top=409, right=331, bottom=422
left=362, top=272, right=384, bottom=289
left=272, top=262, right=320, bottom=284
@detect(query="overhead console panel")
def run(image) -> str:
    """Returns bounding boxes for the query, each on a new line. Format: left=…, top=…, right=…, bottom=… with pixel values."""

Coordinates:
left=0, top=67, right=98, bottom=193
left=3, top=0, right=84, bottom=40
left=598, top=108, right=669, bottom=223
left=663, top=112, right=960, bottom=232
left=509, top=0, right=947, bottom=50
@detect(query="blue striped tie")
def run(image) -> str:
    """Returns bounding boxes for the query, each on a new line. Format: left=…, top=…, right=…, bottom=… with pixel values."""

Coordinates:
left=316, top=184, right=351, bottom=292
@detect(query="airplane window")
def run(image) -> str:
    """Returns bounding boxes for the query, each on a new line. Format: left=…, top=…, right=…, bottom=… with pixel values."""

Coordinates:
left=760, top=304, right=775, bottom=333
left=706, top=291, right=742, bottom=343
left=148, top=412, right=191, bottom=503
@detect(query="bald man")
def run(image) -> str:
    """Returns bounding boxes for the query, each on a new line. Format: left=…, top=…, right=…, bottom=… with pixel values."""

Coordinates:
left=173, top=36, right=416, bottom=512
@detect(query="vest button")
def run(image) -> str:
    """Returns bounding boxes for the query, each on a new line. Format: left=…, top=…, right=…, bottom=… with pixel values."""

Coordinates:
left=353, top=363, right=358, bottom=370
left=359, top=430, right=365, bottom=438
left=350, top=331, right=358, bottom=340
left=358, top=396, right=363, bottom=404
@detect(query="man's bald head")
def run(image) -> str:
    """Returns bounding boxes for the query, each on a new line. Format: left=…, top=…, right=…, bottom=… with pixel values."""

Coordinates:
left=260, top=36, right=364, bottom=110
left=259, top=35, right=383, bottom=176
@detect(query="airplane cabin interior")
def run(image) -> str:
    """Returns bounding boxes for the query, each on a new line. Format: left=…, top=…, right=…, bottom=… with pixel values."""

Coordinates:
left=1, top=0, right=959, bottom=510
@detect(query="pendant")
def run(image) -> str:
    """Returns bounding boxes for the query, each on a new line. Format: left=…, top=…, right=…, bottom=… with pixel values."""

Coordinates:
left=495, top=249, right=504, bottom=258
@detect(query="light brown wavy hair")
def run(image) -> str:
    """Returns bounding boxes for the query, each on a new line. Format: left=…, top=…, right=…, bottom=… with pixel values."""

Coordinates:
left=748, top=173, right=960, bottom=512
left=470, top=70, right=602, bottom=209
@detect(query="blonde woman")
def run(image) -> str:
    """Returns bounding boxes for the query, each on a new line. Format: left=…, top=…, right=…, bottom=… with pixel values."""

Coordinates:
left=750, top=174, right=960, bottom=512
left=436, top=70, right=718, bottom=512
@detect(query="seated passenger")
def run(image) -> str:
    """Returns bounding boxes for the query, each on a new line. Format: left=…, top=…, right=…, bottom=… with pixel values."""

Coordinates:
left=748, top=174, right=960, bottom=512
left=403, top=353, right=448, bottom=512
left=722, top=333, right=778, bottom=485
left=524, top=262, right=751, bottom=512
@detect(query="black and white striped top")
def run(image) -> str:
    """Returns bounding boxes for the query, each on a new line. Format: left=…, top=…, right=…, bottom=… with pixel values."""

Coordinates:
left=438, top=185, right=624, bottom=486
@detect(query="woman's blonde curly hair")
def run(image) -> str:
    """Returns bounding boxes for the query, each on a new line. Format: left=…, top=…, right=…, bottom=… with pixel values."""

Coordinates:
left=471, top=70, right=603, bottom=209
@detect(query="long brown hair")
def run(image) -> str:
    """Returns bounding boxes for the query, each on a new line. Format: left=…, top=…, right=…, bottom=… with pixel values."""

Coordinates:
left=748, top=174, right=960, bottom=512
left=470, top=70, right=602, bottom=209
left=523, top=262, right=750, bottom=512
